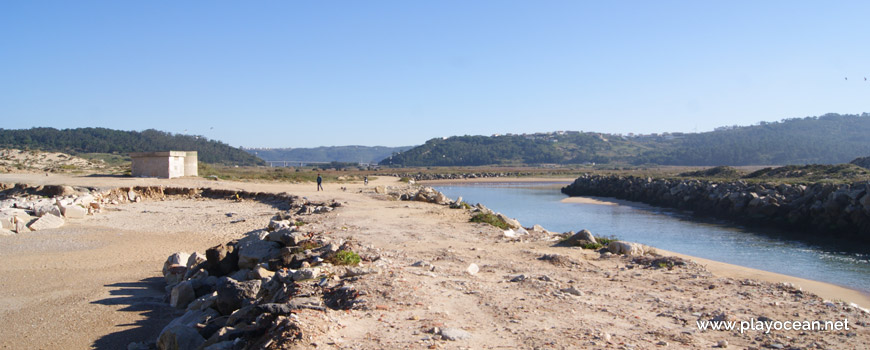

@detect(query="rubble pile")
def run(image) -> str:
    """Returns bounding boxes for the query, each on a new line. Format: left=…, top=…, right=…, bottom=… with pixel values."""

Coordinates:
left=148, top=198, right=380, bottom=350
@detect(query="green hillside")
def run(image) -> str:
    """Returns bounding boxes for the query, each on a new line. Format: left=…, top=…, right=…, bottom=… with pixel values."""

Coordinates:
left=0, top=127, right=265, bottom=166
left=382, top=113, right=870, bottom=167
left=246, top=145, right=413, bottom=164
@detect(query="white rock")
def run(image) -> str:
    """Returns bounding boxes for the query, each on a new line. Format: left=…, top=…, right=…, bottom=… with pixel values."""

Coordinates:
left=62, top=204, right=87, bottom=219
left=170, top=281, right=196, bottom=309
left=28, top=214, right=64, bottom=231
left=440, top=327, right=471, bottom=341
left=466, top=263, right=479, bottom=275
left=607, top=241, right=647, bottom=256
left=236, top=231, right=280, bottom=269
left=503, top=229, right=517, bottom=238
left=127, top=190, right=137, bottom=202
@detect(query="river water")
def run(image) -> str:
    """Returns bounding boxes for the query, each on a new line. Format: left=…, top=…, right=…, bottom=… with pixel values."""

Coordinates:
left=434, top=182, right=870, bottom=293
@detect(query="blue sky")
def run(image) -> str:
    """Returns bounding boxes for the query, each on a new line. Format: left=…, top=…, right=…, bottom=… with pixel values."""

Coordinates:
left=2, top=1, right=868, bottom=148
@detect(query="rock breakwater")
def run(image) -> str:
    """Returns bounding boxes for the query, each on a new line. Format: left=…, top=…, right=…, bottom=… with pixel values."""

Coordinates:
left=562, top=175, right=870, bottom=243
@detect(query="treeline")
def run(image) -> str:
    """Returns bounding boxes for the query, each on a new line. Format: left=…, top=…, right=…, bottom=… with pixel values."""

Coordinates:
left=0, top=127, right=264, bottom=166
left=382, top=113, right=870, bottom=166
left=246, top=145, right=413, bottom=163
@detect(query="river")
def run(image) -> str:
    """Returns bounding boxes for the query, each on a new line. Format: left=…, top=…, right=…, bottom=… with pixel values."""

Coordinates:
left=434, top=181, right=870, bottom=293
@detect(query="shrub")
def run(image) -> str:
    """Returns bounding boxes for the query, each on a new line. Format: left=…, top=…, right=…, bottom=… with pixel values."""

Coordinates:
left=470, top=213, right=509, bottom=230
left=328, top=250, right=361, bottom=266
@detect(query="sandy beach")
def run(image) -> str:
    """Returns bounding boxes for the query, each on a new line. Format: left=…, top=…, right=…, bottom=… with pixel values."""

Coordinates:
left=1, top=173, right=868, bottom=349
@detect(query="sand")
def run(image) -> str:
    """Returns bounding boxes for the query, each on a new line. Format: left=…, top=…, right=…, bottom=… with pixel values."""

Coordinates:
left=1, top=173, right=868, bottom=349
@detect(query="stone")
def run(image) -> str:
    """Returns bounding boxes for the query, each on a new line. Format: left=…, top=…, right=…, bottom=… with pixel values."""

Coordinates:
left=127, top=189, right=137, bottom=202
left=235, top=231, right=280, bottom=269
left=607, top=241, right=646, bottom=256
left=291, top=267, right=321, bottom=281
left=466, top=263, right=479, bottom=275
left=202, top=341, right=236, bottom=350
left=561, top=229, right=597, bottom=246
left=251, top=266, right=274, bottom=279
left=496, top=213, right=521, bottom=229
left=61, top=204, right=87, bottom=218
left=510, top=274, right=527, bottom=282
left=157, top=325, right=205, bottom=350
left=27, top=214, right=64, bottom=231
left=343, top=267, right=377, bottom=277
left=375, top=186, right=386, bottom=194
left=266, top=228, right=305, bottom=246
left=215, top=277, right=261, bottom=315
left=163, top=252, right=191, bottom=281
left=34, top=204, right=61, bottom=217
left=206, top=244, right=238, bottom=277
left=170, top=281, right=196, bottom=309
left=440, top=327, right=471, bottom=341
left=561, top=286, right=584, bottom=296
left=73, top=194, right=95, bottom=206
left=717, top=339, right=728, bottom=348
left=187, top=292, right=217, bottom=312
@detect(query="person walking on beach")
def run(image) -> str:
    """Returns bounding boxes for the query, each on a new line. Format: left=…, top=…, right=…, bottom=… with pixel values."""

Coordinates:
left=317, top=174, right=324, bottom=191
left=364, top=176, right=368, bottom=186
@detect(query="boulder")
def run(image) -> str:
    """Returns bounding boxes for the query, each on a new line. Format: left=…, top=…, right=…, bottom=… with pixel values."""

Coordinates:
left=375, top=186, right=386, bottom=194
left=561, top=229, right=596, bottom=246
left=235, top=232, right=280, bottom=269
left=496, top=213, right=521, bottom=229
left=163, top=252, right=191, bottom=284
left=27, top=214, right=64, bottom=231
left=215, top=277, right=262, bottom=315
left=34, top=204, right=62, bottom=218
left=156, top=325, right=205, bottom=350
left=607, top=241, right=647, bottom=256
left=266, top=228, right=305, bottom=246
left=186, top=252, right=207, bottom=270
left=61, top=204, right=87, bottom=219
left=170, top=281, right=196, bottom=309
left=205, top=244, right=238, bottom=277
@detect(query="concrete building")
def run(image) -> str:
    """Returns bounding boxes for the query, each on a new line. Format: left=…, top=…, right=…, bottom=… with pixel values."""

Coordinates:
left=130, top=151, right=198, bottom=178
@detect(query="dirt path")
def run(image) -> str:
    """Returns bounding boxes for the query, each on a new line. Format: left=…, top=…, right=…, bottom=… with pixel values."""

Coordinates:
left=1, top=174, right=868, bottom=349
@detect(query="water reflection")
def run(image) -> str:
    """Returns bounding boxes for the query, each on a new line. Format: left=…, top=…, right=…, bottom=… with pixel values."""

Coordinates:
left=435, top=182, right=870, bottom=293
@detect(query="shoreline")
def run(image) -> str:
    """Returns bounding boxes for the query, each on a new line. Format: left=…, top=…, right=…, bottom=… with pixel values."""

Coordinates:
left=419, top=176, right=870, bottom=307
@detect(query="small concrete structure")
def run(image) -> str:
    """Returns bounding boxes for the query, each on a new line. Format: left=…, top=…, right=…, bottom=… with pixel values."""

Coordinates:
left=130, top=151, right=198, bottom=179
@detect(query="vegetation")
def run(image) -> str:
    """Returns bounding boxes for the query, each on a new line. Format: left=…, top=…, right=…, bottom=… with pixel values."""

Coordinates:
left=678, top=166, right=743, bottom=178
left=470, top=213, right=510, bottom=230
left=0, top=127, right=264, bottom=165
left=327, top=250, right=361, bottom=266
left=566, top=235, right=618, bottom=250
left=246, top=145, right=413, bottom=163
left=381, top=113, right=870, bottom=167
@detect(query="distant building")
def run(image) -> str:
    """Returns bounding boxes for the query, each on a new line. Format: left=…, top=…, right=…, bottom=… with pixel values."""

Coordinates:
left=130, top=151, right=198, bottom=178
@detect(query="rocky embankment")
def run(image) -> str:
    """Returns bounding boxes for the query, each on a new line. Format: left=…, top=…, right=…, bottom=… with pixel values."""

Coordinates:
left=562, top=175, right=870, bottom=243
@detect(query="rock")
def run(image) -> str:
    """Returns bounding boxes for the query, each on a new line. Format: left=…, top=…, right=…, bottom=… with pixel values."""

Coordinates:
left=496, top=213, right=521, bottom=229
left=235, top=231, right=280, bottom=269
left=186, top=252, right=207, bottom=270
left=127, top=189, right=137, bottom=202
left=466, top=263, right=479, bottom=275
left=291, top=267, right=321, bottom=281
left=27, top=214, right=64, bottom=231
left=205, top=244, right=238, bottom=277
left=156, top=325, right=205, bottom=350
left=61, top=204, right=87, bottom=218
left=34, top=204, right=62, bottom=217
left=717, top=339, right=728, bottom=348
left=510, top=274, right=527, bottom=282
left=503, top=229, right=517, bottom=238
left=251, top=266, right=275, bottom=279
left=607, top=241, right=646, bottom=256
left=202, top=341, right=236, bottom=350
left=440, top=327, right=471, bottom=341
left=73, top=194, right=95, bottom=206
left=561, top=286, right=584, bottom=296
left=163, top=252, right=191, bottom=283
left=215, top=277, right=261, bottom=315
left=343, top=267, right=378, bottom=277
left=186, top=292, right=217, bottom=312
left=562, top=229, right=597, bottom=246
left=375, top=186, right=386, bottom=194
left=170, top=281, right=196, bottom=309
left=266, top=228, right=305, bottom=246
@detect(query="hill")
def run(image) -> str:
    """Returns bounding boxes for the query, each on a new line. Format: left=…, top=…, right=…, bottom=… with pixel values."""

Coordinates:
left=246, top=145, right=413, bottom=164
left=382, top=113, right=870, bottom=166
left=852, top=156, right=870, bottom=170
left=0, top=127, right=264, bottom=166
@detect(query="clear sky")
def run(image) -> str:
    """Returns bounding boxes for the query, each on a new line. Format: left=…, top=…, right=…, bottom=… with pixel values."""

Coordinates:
left=2, top=1, right=868, bottom=148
